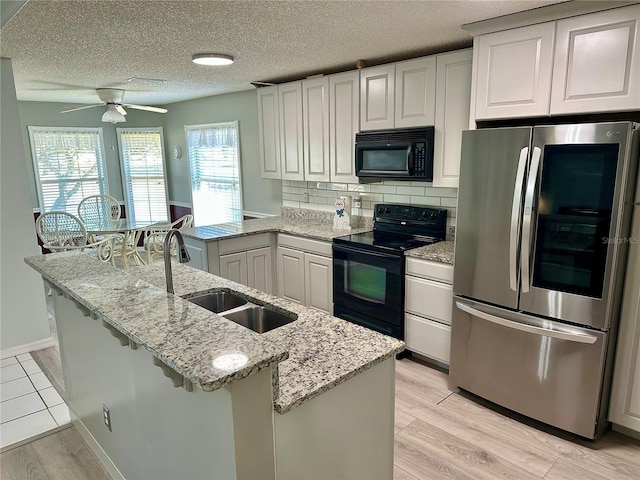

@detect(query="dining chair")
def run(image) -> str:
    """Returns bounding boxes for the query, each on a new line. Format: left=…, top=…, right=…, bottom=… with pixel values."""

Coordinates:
left=144, top=214, right=194, bottom=264
left=36, top=211, right=116, bottom=264
left=78, top=194, right=121, bottom=223
left=77, top=194, right=137, bottom=264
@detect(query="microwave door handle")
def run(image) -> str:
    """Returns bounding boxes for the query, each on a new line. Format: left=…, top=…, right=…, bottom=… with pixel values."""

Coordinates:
left=521, top=146, right=541, bottom=293
left=407, top=146, right=414, bottom=174
left=510, top=147, right=529, bottom=292
left=455, top=301, right=598, bottom=344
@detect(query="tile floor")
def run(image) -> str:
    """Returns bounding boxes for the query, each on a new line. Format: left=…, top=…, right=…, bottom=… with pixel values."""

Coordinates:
left=0, top=352, right=70, bottom=449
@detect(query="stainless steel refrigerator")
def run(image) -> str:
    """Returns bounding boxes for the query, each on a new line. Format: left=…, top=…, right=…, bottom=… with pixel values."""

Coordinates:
left=450, top=122, right=640, bottom=439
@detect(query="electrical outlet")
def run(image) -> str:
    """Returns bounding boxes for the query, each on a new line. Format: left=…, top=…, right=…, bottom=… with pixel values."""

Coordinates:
left=303, top=192, right=309, bottom=203
left=103, top=404, right=112, bottom=431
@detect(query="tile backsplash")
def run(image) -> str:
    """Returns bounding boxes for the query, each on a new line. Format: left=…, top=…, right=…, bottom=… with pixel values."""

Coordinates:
left=282, top=180, right=458, bottom=226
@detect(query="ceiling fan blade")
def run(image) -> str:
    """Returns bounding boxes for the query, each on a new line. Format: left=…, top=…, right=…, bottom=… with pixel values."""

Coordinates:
left=96, top=88, right=125, bottom=104
left=115, top=105, right=127, bottom=115
left=60, top=104, right=104, bottom=113
left=124, top=104, right=168, bottom=113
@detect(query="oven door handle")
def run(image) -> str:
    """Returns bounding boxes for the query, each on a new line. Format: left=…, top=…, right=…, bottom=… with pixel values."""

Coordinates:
left=455, top=301, right=597, bottom=344
left=332, top=243, right=400, bottom=260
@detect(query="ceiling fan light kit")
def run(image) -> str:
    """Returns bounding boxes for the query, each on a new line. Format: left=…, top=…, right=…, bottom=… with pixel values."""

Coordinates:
left=102, top=105, right=126, bottom=123
left=60, top=87, right=168, bottom=123
left=192, top=53, right=234, bottom=66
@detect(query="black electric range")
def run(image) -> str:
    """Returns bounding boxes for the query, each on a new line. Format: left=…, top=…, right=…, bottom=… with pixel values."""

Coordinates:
left=332, top=204, right=447, bottom=340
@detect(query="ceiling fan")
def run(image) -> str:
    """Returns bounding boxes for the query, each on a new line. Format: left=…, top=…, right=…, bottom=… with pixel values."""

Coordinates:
left=60, top=88, right=168, bottom=123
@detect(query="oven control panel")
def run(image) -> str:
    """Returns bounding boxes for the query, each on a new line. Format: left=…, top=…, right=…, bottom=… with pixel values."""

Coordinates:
left=374, top=204, right=447, bottom=227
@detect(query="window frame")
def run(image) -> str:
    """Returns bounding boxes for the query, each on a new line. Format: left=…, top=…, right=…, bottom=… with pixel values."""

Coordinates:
left=28, top=126, right=109, bottom=214
left=116, top=126, right=169, bottom=223
left=184, top=121, right=243, bottom=226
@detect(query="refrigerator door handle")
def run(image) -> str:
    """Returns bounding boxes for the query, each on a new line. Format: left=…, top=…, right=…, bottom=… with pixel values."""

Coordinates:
left=510, top=147, right=529, bottom=292
left=455, top=301, right=598, bottom=344
left=521, top=146, right=541, bottom=293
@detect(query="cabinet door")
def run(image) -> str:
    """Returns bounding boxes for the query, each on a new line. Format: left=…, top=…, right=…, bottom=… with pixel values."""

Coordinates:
left=433, top=49, right=472, bottom=188
left=551, top=4, right=640, bottom=114
left=405, top=276, right=453, bottom=325
left=405, top=313, right=451, bottom=365
left=330, top=71, right=359, bottom=183
left=183, top=238, right=207, bottom=271
left=304, top=253, right=333, bottom=313
left=394, top=56, right=436, bottom=128
left=247, top=247, right=274, bottom=295
left=279, top=82, right=304, bottom=180
left=474, top=23, right=555, bottom=119
left=276, top=246, right=305, bottom=305
left=609, top=208, right=640, bottom=434
left=219, top=252, right=248, bottom=286
left=257, top=85, right=281, bottom=179
left=303, top=77, right=330, bottom=182
left=360, top=64, right=395, bottom=130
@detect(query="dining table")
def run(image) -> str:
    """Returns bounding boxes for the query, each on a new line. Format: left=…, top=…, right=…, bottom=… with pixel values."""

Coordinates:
left=82, top=217, right=170, bottom=267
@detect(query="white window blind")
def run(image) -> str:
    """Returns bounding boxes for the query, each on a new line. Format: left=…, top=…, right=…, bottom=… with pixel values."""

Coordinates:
left=186, top=121, right=242, bottom=227
left=29, top=127, right=108, bottom=214
left=117, top=128, right=168, bottom=223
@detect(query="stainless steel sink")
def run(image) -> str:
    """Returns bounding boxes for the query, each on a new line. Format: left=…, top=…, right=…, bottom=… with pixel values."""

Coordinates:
left=222, top=306, right=296, bottom=333
left=186, top=292, right=247, bottom=313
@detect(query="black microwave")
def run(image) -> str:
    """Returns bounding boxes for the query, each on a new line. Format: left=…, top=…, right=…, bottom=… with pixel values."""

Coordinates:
left=355, top=126, right=434, bottom=180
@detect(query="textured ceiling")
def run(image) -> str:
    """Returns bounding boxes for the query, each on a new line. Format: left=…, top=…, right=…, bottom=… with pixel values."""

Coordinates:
left=1, top=0, right=567, bottom=108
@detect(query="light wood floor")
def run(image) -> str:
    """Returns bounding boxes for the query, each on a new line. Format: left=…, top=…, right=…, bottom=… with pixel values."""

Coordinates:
left=6, top=348, right=640, bottom=479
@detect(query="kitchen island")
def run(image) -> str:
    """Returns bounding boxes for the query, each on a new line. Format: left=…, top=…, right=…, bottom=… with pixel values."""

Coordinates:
left=25, top=251, right=403, bottom=480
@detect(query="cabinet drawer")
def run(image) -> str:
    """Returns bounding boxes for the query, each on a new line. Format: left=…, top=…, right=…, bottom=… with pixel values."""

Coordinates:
left=277, top=234, right=332, bottom=256
left=405, top=276, right=453, bottom=325
left=406, top=257, right=453, bottom=284
left=219, top=233, right=272, bottom=255
left=405, top=313, right=451, bottom=364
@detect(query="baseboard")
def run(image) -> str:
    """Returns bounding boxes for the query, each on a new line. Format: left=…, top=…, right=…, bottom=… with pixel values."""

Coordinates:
left=612, top=423, right=640, bottom=441
left=1, top=337, right=55, bottom=359
left=70, top=412, right=126, bottom=480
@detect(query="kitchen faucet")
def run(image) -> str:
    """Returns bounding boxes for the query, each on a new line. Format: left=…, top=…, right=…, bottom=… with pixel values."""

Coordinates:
left=164, top=228, right=191, bottom=294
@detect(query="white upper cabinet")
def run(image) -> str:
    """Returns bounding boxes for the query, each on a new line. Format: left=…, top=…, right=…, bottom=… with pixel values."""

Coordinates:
left=360, top=58, right=438, bottom=130
left=302, top=77, right=330, bottom=182
left=433, top=49, right=472, bottom=188
left=360, top=64, right=395, bottom=130
left=551, top=4, right=640, bottom=114
left=329, top=71, right=360, bottom=183
left=257, top=86, right=281, bottom=179
left=473, top=23, right=556, bottom=120
left=472, top=4, right=640, bottom=120
left=279, top=81, right=304, bottom=181
left=394, top=56, right=437, bottom=128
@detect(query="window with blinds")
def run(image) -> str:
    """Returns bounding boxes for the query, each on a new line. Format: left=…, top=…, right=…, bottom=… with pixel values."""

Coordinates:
left=28, top=126, right=108, bottom=214
left=186, top=121, right=242, bottom=227
left=117, top=128, right=168, bottom=223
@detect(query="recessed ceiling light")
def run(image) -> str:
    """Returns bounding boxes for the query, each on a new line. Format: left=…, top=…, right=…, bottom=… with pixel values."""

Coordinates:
left=192, top=53, right=234, bottom=66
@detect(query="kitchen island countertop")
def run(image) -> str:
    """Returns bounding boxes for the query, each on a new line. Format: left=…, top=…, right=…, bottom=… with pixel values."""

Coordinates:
left=25, top=251, right=404, bottom=414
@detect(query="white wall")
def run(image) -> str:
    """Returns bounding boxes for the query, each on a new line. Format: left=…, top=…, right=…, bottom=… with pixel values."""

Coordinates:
left=0, top=58, right=50, bottom=353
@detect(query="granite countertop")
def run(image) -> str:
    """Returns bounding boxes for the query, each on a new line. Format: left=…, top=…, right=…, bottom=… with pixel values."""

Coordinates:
left=181, top=212, right=372, bottom=243
left=25, top=252, right=404, bottom=414
left=405, top=240, right=455, bottom=265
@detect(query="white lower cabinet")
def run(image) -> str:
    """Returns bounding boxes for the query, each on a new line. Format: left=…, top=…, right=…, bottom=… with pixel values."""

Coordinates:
left=219, top=234, right=275, bottom=294
left=404, top=257, right=453, bottom=365
left=277, top=234, right=333, bottom=314
left=609, top=208, right=640, bottom=437
left=183, top=237, right=222, bottom=275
